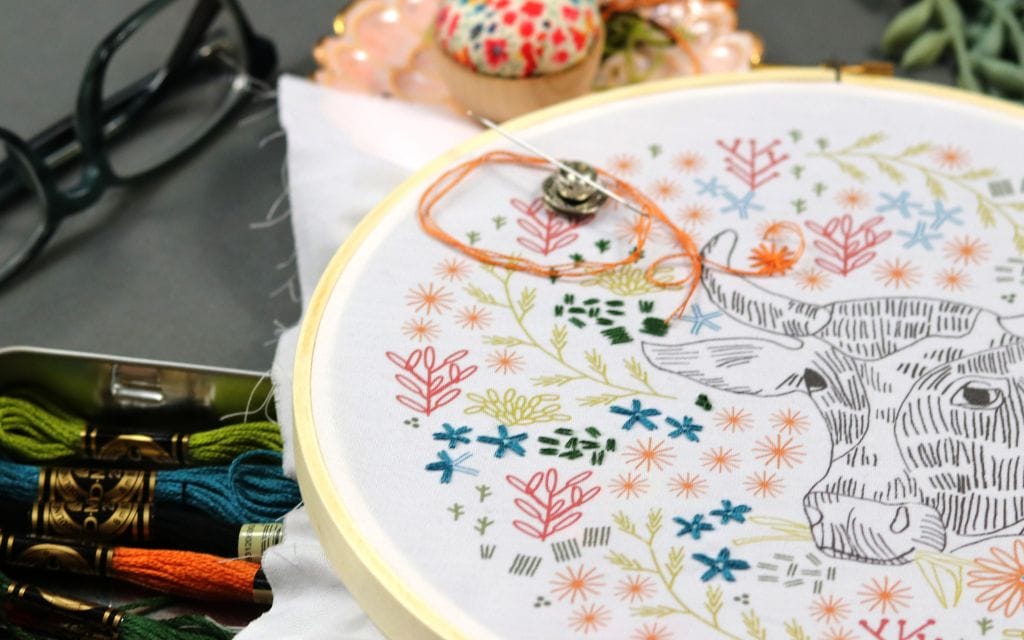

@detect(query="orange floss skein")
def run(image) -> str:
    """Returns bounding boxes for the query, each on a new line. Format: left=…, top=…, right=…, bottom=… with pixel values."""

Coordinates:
left=417, top=151, right=804, bottom=324
left=110, top=546, right=270, bottom=604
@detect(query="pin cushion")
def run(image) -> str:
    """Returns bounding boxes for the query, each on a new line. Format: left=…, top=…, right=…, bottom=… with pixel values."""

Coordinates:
left=433, top=0, right=605, bottom=120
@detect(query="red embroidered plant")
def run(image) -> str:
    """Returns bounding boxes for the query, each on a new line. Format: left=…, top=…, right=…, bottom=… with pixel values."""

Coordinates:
left=806, top=214, right=892, bottom=276
left=858, top=618, right=937, bottom=640
left=717, top=138, right=789, bottom=191
left=506, top=468, right=600, bottom=541
left=385, top=347, right=477, bottom=415
left=514, top=197, right=589, bottom=256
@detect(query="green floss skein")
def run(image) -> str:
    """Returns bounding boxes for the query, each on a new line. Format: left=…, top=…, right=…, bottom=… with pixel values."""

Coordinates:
left=0, top=396, right=282, bottom=466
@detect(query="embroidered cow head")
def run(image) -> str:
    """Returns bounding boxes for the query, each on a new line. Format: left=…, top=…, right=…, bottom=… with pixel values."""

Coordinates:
left=643, top=230, right=1024, bottom=565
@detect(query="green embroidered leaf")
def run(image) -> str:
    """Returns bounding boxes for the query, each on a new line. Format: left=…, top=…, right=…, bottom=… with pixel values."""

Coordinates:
left=1015, top=230, right=1024, bottom=255
left=532, top=374, right=579, bottom=387
left=483, top=335, right=526, bottom=347
left=977, top=196, right=997, bottom=227
left=463, top=388, right=569, bottom=425
left=624, top=357, right=649, bottom=385
left=645, top=508, right=663, bottom=539
left=742, top=609, right=767, bottom=640
left=585, top=349, right=608, bottom=379
left=605, top=551, right=648, bottom=572
left=630, top=605, right=679, bottom=618
left=578, top=393, right=624, bottom=406
left=902, top=29, right=952, bottom=68
left=704, top=585, right=723, bottom=625
left=873, top=158, right=906, bottom=184
left=957, top=167, right=998, bottom=180
left=464, top=283, right=499, bottom=306
left=899, top=142, right=933, bottom=157
left=612, top=511, right=637, bottom=536
left=845, top=131, right=887, bottom=151
left=550, top=324, right=568, bottom=354
left=666, top=546, right=685, bottom=581
left=1009, top=202, right=1024, bottom=211
left=882, top=0, right=936, bottom=53
left=836, top=160, right=867, bottom=182
left=784, top=619, right=810, bottom=640
left=926, top=173, right=947, bottom=200
left=516, top=287, right=537, bottom=317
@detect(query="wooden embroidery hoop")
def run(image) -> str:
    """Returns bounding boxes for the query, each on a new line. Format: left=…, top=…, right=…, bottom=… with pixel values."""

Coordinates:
left=292, top=68, right=1024, bottom=640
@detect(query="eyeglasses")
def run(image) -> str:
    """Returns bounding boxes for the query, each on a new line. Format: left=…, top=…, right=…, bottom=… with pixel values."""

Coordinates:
left=0, top=0, right=276, bottom=286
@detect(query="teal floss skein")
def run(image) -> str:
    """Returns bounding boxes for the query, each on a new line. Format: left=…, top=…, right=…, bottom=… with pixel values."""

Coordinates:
left=0, top=451, right=299, bottom=525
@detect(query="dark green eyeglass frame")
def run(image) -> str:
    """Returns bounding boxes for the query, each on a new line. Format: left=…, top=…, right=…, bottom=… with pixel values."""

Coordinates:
left=0, top=0, right=277, bottom=285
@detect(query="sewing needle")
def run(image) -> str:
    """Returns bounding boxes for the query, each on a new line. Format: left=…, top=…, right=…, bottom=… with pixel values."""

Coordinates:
left=469, top=112, right=649, bottom=218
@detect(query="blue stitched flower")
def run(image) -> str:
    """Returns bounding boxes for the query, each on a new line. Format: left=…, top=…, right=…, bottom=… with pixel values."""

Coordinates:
left=476, top=425, right=528, bottom=458
left=425, top=451, right=479, bottom=484
left=709, top=499, right=751, bottom=525
left=665, top=415, right=702, bottom=442
left=433, top=423, right=473, bottom=449
left=610, top=399, right=661, bottom=431
left=693, top=548, right=750, bottom=582
left=673, top=514, right=713, bottom=540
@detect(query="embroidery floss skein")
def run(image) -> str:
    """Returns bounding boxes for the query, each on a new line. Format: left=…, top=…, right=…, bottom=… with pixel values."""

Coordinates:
left=0, top=395, right=282, bottom=466
left=0, top=572, right=235, bottom=640
left=0, top=529, right=270, bottom=604
left=0, top=501, right=283, bottom=559
left=0, top=450, right=301, bottom=525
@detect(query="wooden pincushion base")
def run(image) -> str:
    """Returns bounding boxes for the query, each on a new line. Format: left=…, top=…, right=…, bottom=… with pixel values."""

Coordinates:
left=432, top=29, right=605, bottom=122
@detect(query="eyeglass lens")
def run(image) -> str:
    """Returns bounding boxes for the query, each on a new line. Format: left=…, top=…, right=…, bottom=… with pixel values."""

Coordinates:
left=0, top=143, right=47, bottom=279
left=102, top=0, right=247, bottom=179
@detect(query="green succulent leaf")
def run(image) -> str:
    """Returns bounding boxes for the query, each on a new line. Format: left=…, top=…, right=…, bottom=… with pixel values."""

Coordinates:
left=970, top=17, right=1005, bottom=56
left=901, top=29, right=953, bottom=67
left=973, top=55, right=1024, bottom=94
left=883, top=0, right=936, bottom=53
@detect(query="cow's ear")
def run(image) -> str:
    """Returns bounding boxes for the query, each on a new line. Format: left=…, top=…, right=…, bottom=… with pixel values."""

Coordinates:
left=642, top=338, right=807, bottom=397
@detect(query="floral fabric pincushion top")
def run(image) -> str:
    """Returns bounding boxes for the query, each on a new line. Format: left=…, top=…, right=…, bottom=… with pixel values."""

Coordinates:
left=436, top=0, right=601, bottom=78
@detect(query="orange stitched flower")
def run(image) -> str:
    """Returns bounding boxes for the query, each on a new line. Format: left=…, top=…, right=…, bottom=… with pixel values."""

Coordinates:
left=405, top=282, right=454, bottom=314
left=810, top=594, right=851, bottom=624
left=770, top=408, right=809, bottom=434
left=822, top=626, right=859, bottom=640
left=748, top=242, right=797, bottom=276
left=873, top=258, right=920, bottom=289
left=551, top=564, right=604, bottom=603
left=794, top=267, right=830, bottom=291
left=932, top=144, right=969, bottom=169
left=456, top=305, right=491, bottom=330
left=486, top=349, right=523, bottom=374
left=649, top=178, right=681, bottom=202
left=752, top=434, right=805, bottom=469
left=608, top=153, right=640, bottom=176
left=672, top=151, right=705, bottom=174
left=615, top=575, right=656, bottom=603
left=715, top=406, right=752, bottom=433
left=944, top=235, right=989, bottom=266
left=835, top=187, right=869, bottom=210
left=609, top=472, right=649, bottom=499
left=858, top=576, right=911, bottom=614
left=668, top=472, right=708, bottom=498
left=678, top=203, right=711, bottom=227
left=568, top=604, right=611, bottom=634
left=616, top=214, right=649, bottom=243
left=632, top=622, right=673, bottom=640
left=701, top=447, right=740, bottom=473
left=624, top=437, right=676, bottom=473
left=401, top=317, right=439, bottom=342
left=744, top=471, right=784, bottom=498
left=968, top=539, right=1024, bottom=617
left=936, top=267, right=970, bottom=291
left=434, top=257, right=470, bottom=282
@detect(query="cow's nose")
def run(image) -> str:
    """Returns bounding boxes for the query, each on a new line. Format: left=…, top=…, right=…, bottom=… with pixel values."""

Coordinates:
left=803, top=492, right=945, bottom=565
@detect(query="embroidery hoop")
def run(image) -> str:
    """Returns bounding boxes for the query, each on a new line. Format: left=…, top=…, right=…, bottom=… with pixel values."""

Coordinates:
left=293, top=68, right=1024, bottom=639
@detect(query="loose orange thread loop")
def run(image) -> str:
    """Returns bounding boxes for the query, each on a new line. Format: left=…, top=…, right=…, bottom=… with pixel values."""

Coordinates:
left=417, top=151, right=804, bottom=324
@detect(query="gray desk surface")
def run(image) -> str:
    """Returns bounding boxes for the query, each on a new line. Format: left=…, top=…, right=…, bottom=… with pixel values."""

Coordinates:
left=0, top=0, right=949, bottom=372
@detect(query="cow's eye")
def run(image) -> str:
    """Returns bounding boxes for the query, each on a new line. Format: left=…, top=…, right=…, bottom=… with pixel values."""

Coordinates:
left=952, top=382, right=1004, bottom=409
left=803, top=368, right=828, bottom=393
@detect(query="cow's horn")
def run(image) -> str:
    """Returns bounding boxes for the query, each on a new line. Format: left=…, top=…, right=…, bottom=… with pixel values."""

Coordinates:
left=701, top=230, right=831, bottom=336
left=999, top=313, right=1024, bottom=338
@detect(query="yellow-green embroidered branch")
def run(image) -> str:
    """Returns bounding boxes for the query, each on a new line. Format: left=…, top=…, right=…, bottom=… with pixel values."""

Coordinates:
left=730, top=516, right=812, bottom=547
left=607, top=510, right=745, bottom=640
left=914, top=549, right=972, bottom=609
left=811, top=134, right=1024, bottom=250
left=471, top=267, right=674, bottom=405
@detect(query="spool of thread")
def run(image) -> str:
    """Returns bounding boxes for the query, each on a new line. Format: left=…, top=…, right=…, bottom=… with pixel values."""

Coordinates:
left=0, top=501, right=283, bottom=559
left=0, top=529, right=270, bottom=604
left=0, top=569, right=235, bottom=640
left=0, top=450, right=301, bottom=525
left=0, top=396, right=282, bottom=467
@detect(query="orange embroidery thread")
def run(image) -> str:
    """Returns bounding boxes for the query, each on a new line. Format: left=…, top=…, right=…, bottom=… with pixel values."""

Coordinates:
left=417, top=150, right=804, bottom=323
